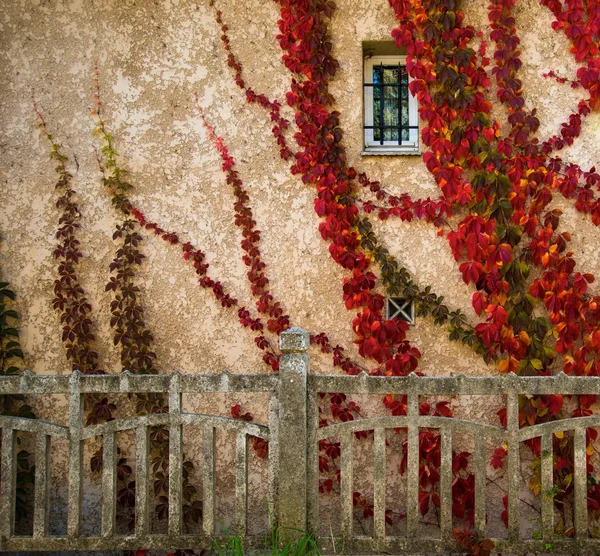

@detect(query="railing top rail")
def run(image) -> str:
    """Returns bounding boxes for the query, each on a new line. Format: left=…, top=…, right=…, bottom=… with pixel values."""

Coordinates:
left=308, top=370, right=600, bottom=395
left=3, top=370, right=600, bottom=396
left=0, top=370, right=278, bottom=395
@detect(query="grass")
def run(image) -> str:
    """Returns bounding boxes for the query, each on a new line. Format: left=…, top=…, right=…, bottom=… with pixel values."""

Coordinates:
left=210, top=524, right=322, bottom=556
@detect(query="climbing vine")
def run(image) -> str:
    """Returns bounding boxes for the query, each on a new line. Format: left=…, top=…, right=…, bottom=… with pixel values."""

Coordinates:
left=94, top=77, right=204, bottom=537
left=0, top=276, right=36, bottom=527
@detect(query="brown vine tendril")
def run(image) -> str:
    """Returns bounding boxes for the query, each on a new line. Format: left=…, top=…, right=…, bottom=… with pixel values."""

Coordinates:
left=92, top=70, right=203, bottom=532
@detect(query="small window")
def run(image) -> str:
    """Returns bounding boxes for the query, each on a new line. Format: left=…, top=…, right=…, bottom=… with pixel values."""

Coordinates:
left=363, top=54, right=419, bottom=154
left=386, top=297, right=415, bottom=324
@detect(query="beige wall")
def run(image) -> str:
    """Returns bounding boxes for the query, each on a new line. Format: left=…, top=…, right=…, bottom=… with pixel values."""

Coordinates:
left=1, top=0, right=599, bottom=377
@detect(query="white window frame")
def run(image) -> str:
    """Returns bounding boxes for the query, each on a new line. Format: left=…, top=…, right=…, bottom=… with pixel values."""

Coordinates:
left=363, top=55, right=419, bottom=154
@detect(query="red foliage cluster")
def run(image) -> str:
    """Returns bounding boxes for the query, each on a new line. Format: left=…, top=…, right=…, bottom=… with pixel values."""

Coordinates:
left=388, top=0, right=600, bottom=525
left=542, top=0, right=600, bottom=103
left=209, top=0, right=600, bottom=539
left=454, top=527, right=495, bottom=556
left=198, top=108, right=291, bottom=336
left=275, top=0, right=422, bottom=378
left=230, top=403, right=269, bottom=459
left=358, top=171, right=453, bottom=225
left=387, top=0, right=600, bottom=377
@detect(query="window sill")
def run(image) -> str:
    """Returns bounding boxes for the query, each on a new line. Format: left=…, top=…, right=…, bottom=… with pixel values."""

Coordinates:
left=361, top=149, right=421, bottom=156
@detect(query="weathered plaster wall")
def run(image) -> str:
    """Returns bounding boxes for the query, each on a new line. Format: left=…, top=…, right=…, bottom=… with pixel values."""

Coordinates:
left=1, top=0, right=600, bottom=545
left=2, top=0, right=600, bottom=381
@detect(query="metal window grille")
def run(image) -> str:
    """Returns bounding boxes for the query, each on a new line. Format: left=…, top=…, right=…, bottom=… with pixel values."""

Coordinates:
left=364, top=62, right=418, bottom=146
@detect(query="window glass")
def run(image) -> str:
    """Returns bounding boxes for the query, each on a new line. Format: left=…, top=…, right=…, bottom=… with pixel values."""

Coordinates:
left=372, top=64, right=410, bottom=143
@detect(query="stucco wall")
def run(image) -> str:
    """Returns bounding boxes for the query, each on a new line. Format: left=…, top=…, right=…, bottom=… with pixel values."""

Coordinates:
left=2, top=0, right=600, bottom=381
left=1, top=0, right=600, bottom=546
left=1, top=0, right=599, bottom=379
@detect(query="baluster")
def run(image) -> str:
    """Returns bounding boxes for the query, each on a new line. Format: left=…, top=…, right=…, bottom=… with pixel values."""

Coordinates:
left=373, top=427, right=386, bottom=543
left=101, top=432, right=117, bottom=537
left=168, top=373, right=183, bottom=536
left=135, top=426, right=149, bottom=536
left=33, top=433, right=51, bottom=538
left=202, top=424, right=215, bottom=536
left=440, top=427, right=452, bottom=543
left=0, top=428, right=16, bottom=539
left=541, top=433, right=553, bottom=539
left=268, top=395, right=280, bottom=529
left=406, top=393, right=419, bottom=542
left=67, top=372, right=84, bottom=537
left=506, top=391, right=520, bottom=542
left=474, top=434, right=486, bottom=538
left=306, top=390, right=319, bottom=533
left=235, top=431, right=248, bottom=537
left=574, top=427, right=588, bottom=540
left=340, top=428, right=354, bottom=538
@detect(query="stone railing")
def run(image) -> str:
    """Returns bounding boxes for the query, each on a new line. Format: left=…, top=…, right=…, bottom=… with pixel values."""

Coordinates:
left=307, top=370, right=600, bottom=554
left=1, top=327, right=600, bottom=553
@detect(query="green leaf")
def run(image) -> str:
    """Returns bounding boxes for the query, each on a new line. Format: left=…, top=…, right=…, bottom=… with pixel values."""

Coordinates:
left=17, top=405, right=35, bottom=419
left=530, top=359, right=543, bottom=370
left=0, top=288, right=16, bottom=300
left=5, top=341, right=21, bottom=350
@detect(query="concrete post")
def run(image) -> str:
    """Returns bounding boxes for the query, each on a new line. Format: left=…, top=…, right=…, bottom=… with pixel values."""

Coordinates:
left=277, top=327, right=309, bottom=533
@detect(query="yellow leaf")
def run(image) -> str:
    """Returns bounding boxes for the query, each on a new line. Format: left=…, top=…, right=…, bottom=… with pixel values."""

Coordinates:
left=542, top=253, right=549, bottom=266
left=518, top=330, right=531, bottom=347
left=555, top=431, right=564, bottom=439
left=529, top=476, right=541, bottom=496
